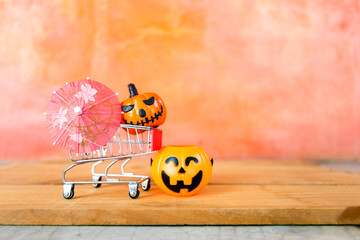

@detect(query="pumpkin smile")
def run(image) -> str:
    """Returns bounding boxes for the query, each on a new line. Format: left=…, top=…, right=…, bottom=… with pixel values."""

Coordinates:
left=123, top=105, right=164, bottom=126
left=161, top=170, right=203, bottom=193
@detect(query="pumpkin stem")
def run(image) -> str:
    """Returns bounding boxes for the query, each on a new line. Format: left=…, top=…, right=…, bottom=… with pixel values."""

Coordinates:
left=128, top=83, right=138, bottom=97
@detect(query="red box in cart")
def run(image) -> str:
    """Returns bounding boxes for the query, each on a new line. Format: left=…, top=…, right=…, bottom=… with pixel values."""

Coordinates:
left=151, top=129, right=162, bottom=151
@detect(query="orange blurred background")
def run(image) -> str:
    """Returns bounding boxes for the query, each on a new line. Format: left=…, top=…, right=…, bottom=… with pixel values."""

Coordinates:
left=1, top=0, right=359, bottom=161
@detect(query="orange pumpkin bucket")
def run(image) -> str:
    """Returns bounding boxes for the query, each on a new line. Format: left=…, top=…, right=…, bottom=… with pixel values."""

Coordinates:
left=151, top=145, right=213, bottom=197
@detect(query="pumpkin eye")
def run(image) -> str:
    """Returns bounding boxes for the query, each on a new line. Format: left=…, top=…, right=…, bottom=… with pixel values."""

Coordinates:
left=185, top=157, right=199, bottom=166
left=122, top=105, right=134, bottom=113
left=165, top=156, right=179, bottom=167
left=143, top=97, right=155, bottom=105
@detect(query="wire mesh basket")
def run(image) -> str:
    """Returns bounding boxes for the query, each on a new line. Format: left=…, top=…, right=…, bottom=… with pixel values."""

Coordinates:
left=62, top=124, right=162, bottom=199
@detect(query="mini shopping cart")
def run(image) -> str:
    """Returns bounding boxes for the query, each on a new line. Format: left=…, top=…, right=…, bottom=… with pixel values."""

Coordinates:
left=62, top=124, right=162, bottom=199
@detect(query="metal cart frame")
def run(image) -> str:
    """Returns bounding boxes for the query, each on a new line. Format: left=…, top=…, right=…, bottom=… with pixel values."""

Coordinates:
left=62, top=124, right=162, bottom=199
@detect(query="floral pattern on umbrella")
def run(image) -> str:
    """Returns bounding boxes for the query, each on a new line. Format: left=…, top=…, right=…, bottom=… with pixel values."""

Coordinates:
left=46, top=78, right=121, bottom=153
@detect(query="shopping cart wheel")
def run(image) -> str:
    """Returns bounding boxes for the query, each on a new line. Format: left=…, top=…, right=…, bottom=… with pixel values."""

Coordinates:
left=128, top=182, right=140, bottom=199
left=63, top=184, right=75, bottom=199
left=129, top=189, right=140, bottom=199
left=92, top=176, right=102, bottom=188
left=141, top=179, right=151, bottom=191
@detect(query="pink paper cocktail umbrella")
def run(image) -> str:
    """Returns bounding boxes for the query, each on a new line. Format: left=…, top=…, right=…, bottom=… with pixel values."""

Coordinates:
left=45, top=78, right=121, bottom=153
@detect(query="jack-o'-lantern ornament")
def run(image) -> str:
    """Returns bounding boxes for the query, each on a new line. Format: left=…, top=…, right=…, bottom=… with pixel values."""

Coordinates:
left=121, top=84, right=166, bottom=133
left=151, top=145, right=213, bottom=197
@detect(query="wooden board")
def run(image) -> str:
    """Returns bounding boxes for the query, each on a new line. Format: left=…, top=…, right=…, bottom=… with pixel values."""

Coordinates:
left=0, top=158, right=359, bottom=225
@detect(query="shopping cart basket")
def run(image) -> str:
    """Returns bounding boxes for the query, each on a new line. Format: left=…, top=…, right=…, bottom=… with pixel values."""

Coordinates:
left=62, top=124, right=162, bottom=199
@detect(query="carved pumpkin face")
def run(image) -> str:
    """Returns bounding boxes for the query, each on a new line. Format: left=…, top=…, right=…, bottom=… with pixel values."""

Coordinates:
left=121, top=84, right=166, bottom=130
left=151, top=145, right=213, bottom=197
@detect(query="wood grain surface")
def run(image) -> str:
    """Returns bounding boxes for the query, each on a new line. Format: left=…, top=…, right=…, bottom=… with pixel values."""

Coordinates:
left=0, top=158, right=359, bottom=225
